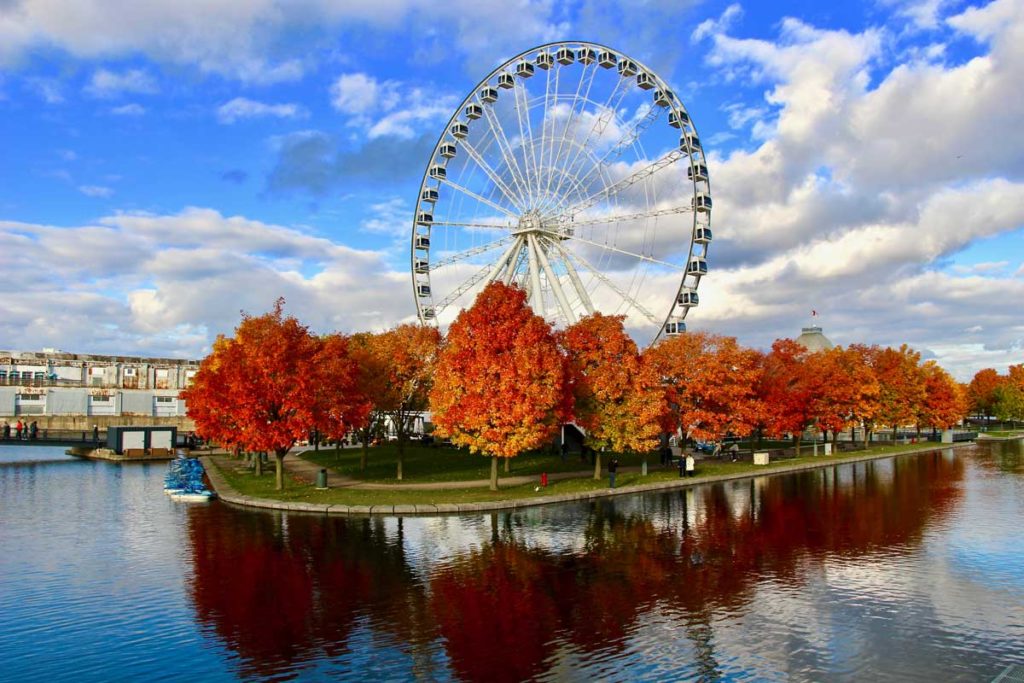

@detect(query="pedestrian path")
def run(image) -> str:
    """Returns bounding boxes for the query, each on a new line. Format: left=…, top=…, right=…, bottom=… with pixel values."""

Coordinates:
left=221, top=451, right=655, bottom=491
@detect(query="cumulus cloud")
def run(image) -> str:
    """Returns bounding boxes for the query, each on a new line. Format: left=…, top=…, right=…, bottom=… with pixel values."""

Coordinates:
left=672, top=0, right=1024, bottom=377
left=78, top=185, right=114, bottom=198
left=216, top=97, right=307, bottom=124
left=83, top=68, right=158, bottom=98
left=109, top=103, right=145, bottom=116
left=329, top=72, right=457, bottom=140
left=0, top=208, right=414, bottom=357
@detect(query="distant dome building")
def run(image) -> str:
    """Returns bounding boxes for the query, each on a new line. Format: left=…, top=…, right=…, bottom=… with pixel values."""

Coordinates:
left=795, top=325, right=834, bottom=352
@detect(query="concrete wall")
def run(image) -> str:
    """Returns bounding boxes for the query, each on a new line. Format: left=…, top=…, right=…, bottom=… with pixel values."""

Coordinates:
left=47, top=388, right=88, bottom=415
left=0, top=388, right=15, bottom=415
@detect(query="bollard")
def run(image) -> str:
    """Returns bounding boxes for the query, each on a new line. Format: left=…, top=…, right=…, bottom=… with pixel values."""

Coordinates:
left=316, top=468, right=328, bottom=489
left=541, top=472, right=548, bottom=487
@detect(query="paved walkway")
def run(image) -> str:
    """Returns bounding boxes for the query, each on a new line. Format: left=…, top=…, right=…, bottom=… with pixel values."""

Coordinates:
left=229, top=450, right=653, bottom=490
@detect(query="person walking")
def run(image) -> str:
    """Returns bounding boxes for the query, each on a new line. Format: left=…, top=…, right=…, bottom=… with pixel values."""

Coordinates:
left=678, top=453, right=686, bottom=478
left=2, top=421, right=9, bottom=440
left=92, top=424, right=99, bottom=446
left=686, top=454, right=696, bottom=477
left=560, top=441, right=568, bottom=463
left=29, top=421, right=38, bottom=440
left=608, top=457, right=619, bottom=489
left=15, top=419, right=23, bottom=440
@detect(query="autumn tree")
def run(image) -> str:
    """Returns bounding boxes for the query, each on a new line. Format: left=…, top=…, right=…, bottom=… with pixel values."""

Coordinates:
left=182, top=300, right=368, bottom=490
left=809, top=346, right=880, bottom=448
left=758, top=339, right=817, bottom=455
left=967, top=368, right=1003, bottom=421
left=347, top=332, right=387, bottom=472
left=918, top=361, right=967, bottom=436
left=429, top=282, right=570, bottom=491
left=352, top=324, right=440, bottom=480
left=869, top=344, right=926, bottom=440
left=645, top=332, right=764, bottom=445
left=559, top=313, right=664, bottom=480
left=993, top=383, right=1024, bottom=423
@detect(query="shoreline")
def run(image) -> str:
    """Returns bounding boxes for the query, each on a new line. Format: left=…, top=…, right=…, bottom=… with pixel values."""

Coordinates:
left=201, top=441, right=976, bottom=517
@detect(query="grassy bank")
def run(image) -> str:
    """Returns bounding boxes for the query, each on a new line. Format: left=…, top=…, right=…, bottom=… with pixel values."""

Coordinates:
left=212, top=440, right=953, bottom=508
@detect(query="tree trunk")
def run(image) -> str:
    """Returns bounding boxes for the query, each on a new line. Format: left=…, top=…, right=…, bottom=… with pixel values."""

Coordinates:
left=397, top=444, right=404, bottom=481
left=275, top=449, right=287, bottom=491
left=490, top=455, right=498, bottom=492
left=504, top=457, right=510, bottom=474
left=360, top=434, right=368, bottom=471
left=593, top=451, right=602, bottom=481
left=254, top=453, right=262, bottom=476
left=863, top=426, right=870, bottom=449
left=832, top=431, right=838, bottom=449
left=795, top=434, right=802, bottom=457
left=892, top=425, right=898, bottom=442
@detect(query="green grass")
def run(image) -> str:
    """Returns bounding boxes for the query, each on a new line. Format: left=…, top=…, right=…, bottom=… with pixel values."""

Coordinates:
left=212, top=440, right=952, bottom=507
left=301, top=442, right=651, bottom=483
left=984, top=430, right=1024, bottom=438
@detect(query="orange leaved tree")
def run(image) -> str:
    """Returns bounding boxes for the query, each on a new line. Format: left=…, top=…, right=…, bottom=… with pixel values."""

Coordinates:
left=758, top=339, right=817, bottom=455
left=918, top=360, right=967, bottom=436
left=645, top=331, right=764, bottom=445
left=429, top=282, right=570, bottom=491
left=559, top=313, right=664, bottom=479
left=809, top=346, right=880, bottom=447
left=967, top=368, right=1003, bottom=421
left=182, top=299, right=367, bottom=490
left=870, top=344, right=926, bottom=441
left=358, top=324, right=440, bottom=481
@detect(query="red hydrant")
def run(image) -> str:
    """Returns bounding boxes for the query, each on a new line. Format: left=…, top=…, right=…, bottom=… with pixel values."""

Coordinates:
left=541, top=472, right=548, bottom=487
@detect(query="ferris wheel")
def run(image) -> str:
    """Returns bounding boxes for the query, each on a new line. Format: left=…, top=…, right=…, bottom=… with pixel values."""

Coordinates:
left=411, top=41, right=711, bottom=343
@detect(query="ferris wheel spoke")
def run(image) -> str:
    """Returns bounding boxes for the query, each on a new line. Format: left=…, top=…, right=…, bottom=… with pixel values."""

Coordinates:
left=459, top=138, right=526, bottom=212
left=481, top=100, right=533, bottom=206
left=513, top=81, right=539, bottom=202
left=544, top=61, right=597, bottom=205
left=558, top=204, right=692, bottom=231
left=429, top=235, right=514, bottom=271
left=548, top=75, right=632, bottom=206
left=530, top=233, right=576, bottom=324
left=435, top=263, right=494, bottom=313
left=439, top=177, right=519, bottom=219
left=430, top=220, right=513, bottom=230
left=551, top=239, right=661, bottom=325
left=563, top=232, right=684, bottom=271
left=569, top=105, right=668, bottom=203
left=552, top=150, right=686, bottom=219
left=539, top=236, right=595, bottom=315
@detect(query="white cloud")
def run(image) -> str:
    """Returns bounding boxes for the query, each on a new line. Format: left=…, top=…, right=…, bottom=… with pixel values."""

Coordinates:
left=0, top=208, right=414, bottom=357
left=27, top=77, right=64, bottom=104
left=329, top=72, right=456, bottom=140
left=78, top=185, right=114, bottom=198
left=110, top=103, right=145, bottom=116
left=360, top=198, right=410, bottom=238
left=84, top=68, right=158, bottom=98
left=216, top=97, right=306, bottom=124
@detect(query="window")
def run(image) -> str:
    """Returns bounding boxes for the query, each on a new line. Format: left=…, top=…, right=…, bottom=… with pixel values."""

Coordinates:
left=89, top=367, right=103, bottom=375
left=91, top=395, right=112, bottom=403
left=124, top=367, right=137, bottom=377
left=17, top=393, right=43, bottom=401
left=155, top=396, right=175, bottom=403
left=34, top=372, right=45, bottom=380
left=155, top=369, right=169, bottom=378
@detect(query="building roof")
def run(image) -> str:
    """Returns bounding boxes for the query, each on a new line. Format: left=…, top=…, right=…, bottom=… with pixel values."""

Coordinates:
left=795, top=325, right=834, bottom=352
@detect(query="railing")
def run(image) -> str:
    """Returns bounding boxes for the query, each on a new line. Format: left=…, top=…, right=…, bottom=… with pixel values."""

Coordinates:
left=1, top=428, right=108, bottom=445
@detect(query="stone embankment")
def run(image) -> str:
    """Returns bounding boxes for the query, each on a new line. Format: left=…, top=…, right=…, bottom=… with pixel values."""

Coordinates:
left=201, top=442, right=974, bottom=517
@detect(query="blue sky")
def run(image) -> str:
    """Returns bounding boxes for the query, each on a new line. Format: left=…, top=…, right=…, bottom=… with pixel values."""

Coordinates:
left=1, top=0, right=1022, bottom=378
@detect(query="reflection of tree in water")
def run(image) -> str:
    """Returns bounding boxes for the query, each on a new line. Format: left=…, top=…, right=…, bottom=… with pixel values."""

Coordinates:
left=186, top=511, right=432, bottom=680
left=186, top=453, right=963, bottom=682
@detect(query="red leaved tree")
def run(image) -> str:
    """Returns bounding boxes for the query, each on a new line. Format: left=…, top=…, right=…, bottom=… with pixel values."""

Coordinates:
left=559, top=313, right=664, bottom=479
left=870, top=344, right=926, bottom=440
left=809, top=346, right=880, bottom=447
left=429, top=282, right=570, bottom=491
left=918, top=360, right=967, bottom=436
left=182, top=300, right=367, bottom=490
left=356, top=324, right=440, bottom=480
left=645, top=332, right=764, bottom=445
left=758, top=339, right=817, bottom=455
left=967, top=368, right=1003, bottom=421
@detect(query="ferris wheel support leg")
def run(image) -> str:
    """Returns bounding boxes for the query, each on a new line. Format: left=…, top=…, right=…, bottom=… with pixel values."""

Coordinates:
left=533, top=235, right=577, bottom=325
left=487, top=236, right=525, bottom=284
left=546, top=238, right=595, bottom=315
left=526, top=234, right=544, bottom=315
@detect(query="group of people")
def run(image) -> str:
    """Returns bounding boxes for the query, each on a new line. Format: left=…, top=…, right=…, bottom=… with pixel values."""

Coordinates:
left=2, top=420, right=39, bottom=441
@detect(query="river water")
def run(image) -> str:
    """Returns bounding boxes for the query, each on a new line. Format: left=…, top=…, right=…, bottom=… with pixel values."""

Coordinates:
left=0, top=442, right=1021, bottom=682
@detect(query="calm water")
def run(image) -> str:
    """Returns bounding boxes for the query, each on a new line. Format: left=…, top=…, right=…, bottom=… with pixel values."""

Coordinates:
left=1, top=443, right=1022, bottom=682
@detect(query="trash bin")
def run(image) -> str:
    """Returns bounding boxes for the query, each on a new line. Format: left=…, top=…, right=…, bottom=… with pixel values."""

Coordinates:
left=316, top=468, right=328, bottom=489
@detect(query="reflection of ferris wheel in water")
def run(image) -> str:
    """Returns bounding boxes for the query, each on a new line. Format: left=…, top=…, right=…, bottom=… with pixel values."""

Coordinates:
left=411, top=41, right=711, bottom=343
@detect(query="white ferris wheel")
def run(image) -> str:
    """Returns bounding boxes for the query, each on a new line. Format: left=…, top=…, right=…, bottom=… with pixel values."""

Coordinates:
left=411, top=41, right=711, bottom=343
